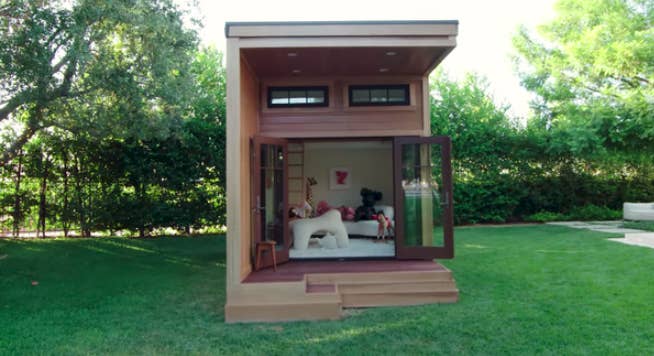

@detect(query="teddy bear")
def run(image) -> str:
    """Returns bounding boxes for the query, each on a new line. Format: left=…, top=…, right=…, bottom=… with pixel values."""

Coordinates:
left=354, top=188, right=382, bottom=221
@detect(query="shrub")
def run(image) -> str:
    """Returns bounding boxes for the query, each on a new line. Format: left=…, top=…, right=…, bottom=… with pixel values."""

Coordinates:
left=524, top=211, right=565, bottom=222
left=567, top=205, right=622, bottom=221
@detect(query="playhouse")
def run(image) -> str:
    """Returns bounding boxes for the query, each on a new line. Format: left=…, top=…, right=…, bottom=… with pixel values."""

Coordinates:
left=224, top=21, right=459, bottom=322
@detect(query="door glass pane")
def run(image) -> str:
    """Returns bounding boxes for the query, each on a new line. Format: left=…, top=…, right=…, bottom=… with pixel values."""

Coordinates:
left=401, top=143, right=445, bottom=247
left=260, top=144, right=285, bottom=249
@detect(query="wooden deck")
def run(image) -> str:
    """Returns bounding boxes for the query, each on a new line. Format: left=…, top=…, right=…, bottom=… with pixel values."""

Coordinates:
left=226, top=260, right=458, bottom=323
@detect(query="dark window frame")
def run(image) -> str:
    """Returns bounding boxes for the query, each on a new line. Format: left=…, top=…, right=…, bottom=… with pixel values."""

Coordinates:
left=267, top=86, right=329, bottom=108
left=348, top=84, right=410, bottom=106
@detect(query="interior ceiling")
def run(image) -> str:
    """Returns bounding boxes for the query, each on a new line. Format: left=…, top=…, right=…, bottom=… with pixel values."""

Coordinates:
left=242, top=47, right=448, bottom=77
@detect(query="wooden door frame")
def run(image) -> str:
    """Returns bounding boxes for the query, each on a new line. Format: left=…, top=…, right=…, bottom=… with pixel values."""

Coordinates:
left=251, top=136, right=290, bottom=268
left=393, top=136, right=454, bottom=259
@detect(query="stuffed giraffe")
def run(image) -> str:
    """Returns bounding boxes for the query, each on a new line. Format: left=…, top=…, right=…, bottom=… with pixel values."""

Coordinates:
left=305, top=177, right=317, bottom=214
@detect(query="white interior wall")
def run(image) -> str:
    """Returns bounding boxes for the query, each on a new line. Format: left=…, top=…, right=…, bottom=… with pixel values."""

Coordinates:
left=303, top=140, right=393, bottom=208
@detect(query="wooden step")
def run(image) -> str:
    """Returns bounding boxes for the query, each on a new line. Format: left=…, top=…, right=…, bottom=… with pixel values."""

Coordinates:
left=338, top=280, right=457, bottom=294
left=306, top=283, right=336, bottom=294
left=307, top=270, right=453, bottom=284
left=342, top=290, right=458, bottom=307
left=226, top=300, right=342, bottom=322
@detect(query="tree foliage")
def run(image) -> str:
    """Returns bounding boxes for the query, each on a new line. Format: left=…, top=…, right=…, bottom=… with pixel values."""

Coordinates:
left=431, top=71, right=654, bottom=224
left=0, top=20, right=226, bottom=236
left=513, top=0, right=654, bottom=156
left=0, top=0, right=198, bottom=166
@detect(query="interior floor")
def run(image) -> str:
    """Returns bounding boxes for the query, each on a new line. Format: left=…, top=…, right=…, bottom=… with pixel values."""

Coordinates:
left=289, top=236, right=394, bottom=259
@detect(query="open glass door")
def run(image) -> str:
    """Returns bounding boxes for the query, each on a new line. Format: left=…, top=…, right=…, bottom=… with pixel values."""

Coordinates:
left=393, top=136, right=454, bottom=259
left=252, top=136, right=289, bottom=268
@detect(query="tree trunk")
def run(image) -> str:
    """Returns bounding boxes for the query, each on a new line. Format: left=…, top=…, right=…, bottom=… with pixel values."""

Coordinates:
left=74, top=155, right=86, bottom=237
left=85, top=179, right=92, bottom=238
left=62, top=151, right=69, bottom=237
left=136, top=182, right=146, bottom=238
left=12, top=150, right=23, bottom=238
left=38, top=154, right=49, bottom=239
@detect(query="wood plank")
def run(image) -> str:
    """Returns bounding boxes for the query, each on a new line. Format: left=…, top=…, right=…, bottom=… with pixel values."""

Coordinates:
left=225, top=38, right=242, bottom=293
left=306, top=283, right=337, bottom=294
left=225, top=301, right=342, bottom=323
left=238, top=37, right=457, bottom=50
left=338, top=281, right=457, bottom=294
left=306, top=270, right=453, bottom=284
left=342, top=291, right=458, bottom=307
left=227, top=22, right=458, bottom=38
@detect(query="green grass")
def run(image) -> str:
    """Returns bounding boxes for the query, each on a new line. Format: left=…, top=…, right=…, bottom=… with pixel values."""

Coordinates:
left=1, top=226, right=653, bottom=355
left=624, top=220, right=654, bottom=232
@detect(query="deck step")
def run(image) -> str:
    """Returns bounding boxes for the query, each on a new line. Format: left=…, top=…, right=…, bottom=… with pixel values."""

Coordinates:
left=306, top=283, right=337, bottom=294
left=307, top=270, right=453, bottom=284
left=307, top=269, right=459, bottom=308
left=342, top=290, right=459, bottom=307
left=226, top=300, right=342, bottom=322
left=338, top=280, right=457, bottom=294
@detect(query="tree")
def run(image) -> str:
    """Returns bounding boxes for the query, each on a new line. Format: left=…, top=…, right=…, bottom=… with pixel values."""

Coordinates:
left=513, top=0, right=654, bottom=156
left=0, top=0, right=198, bottom=167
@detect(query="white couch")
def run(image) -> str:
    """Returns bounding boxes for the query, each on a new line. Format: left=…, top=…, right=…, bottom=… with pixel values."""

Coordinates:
left=624, top=203, right=654, bottom=221
left=343, top=205, right=394, bottom=237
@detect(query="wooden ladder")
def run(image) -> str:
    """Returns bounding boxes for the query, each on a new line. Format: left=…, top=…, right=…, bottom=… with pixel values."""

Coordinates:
left=287, top=141, right=305, bottom=205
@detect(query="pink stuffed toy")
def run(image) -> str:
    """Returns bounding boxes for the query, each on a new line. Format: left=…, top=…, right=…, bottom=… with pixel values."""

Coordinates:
left=316, top=201, right=331, bottom=216
left=339, top=206, right=355, bottom=221
left=316, top=201, right=355, bottom=221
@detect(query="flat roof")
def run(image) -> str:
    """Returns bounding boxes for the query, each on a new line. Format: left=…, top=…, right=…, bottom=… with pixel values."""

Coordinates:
left=225, top=20, right=459, bottom=38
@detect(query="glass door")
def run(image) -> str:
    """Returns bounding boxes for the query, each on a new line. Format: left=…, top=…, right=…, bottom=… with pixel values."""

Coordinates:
left=393, top=136, right=454, bottom=259
left=252, top=136, right=289, bottom=268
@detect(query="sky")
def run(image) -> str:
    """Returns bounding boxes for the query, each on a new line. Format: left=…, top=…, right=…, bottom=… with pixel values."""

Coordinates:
left=193, top=0, right=558, bottom=119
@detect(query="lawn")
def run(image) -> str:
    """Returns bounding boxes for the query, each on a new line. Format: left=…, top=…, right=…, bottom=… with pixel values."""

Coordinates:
left=1, top=226, right=653, bottom=355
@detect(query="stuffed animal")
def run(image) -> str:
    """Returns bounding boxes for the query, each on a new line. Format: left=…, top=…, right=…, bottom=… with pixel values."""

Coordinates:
left=290, top=201, right=313, bottom=218
left=316, top=200, right=331, bottom=216
left=305, top=177, right=317, bottom=207
left=316, top=201, right=355, bottom=221
left=339, top=206, right=355, bottom=221
left=354, top=188, right=383, bottom=221
left=374, top=212, right=392, bottom=242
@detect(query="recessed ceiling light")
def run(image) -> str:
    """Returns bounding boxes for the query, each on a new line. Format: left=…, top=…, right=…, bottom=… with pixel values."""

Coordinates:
left=287, top=52, right=298, bottom=57
left=379, top=68, right=389, bottom=73
left=292, top=69, right=302, bottom=74
left=385, top=51, right=397, bottom=56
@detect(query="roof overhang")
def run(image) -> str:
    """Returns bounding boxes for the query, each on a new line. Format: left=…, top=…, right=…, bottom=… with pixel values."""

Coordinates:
left=225, top=21, right=458, bottom=77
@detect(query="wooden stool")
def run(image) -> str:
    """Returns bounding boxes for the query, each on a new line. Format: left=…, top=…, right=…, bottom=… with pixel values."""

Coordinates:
left=255, top=241, right=277, bottom=271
